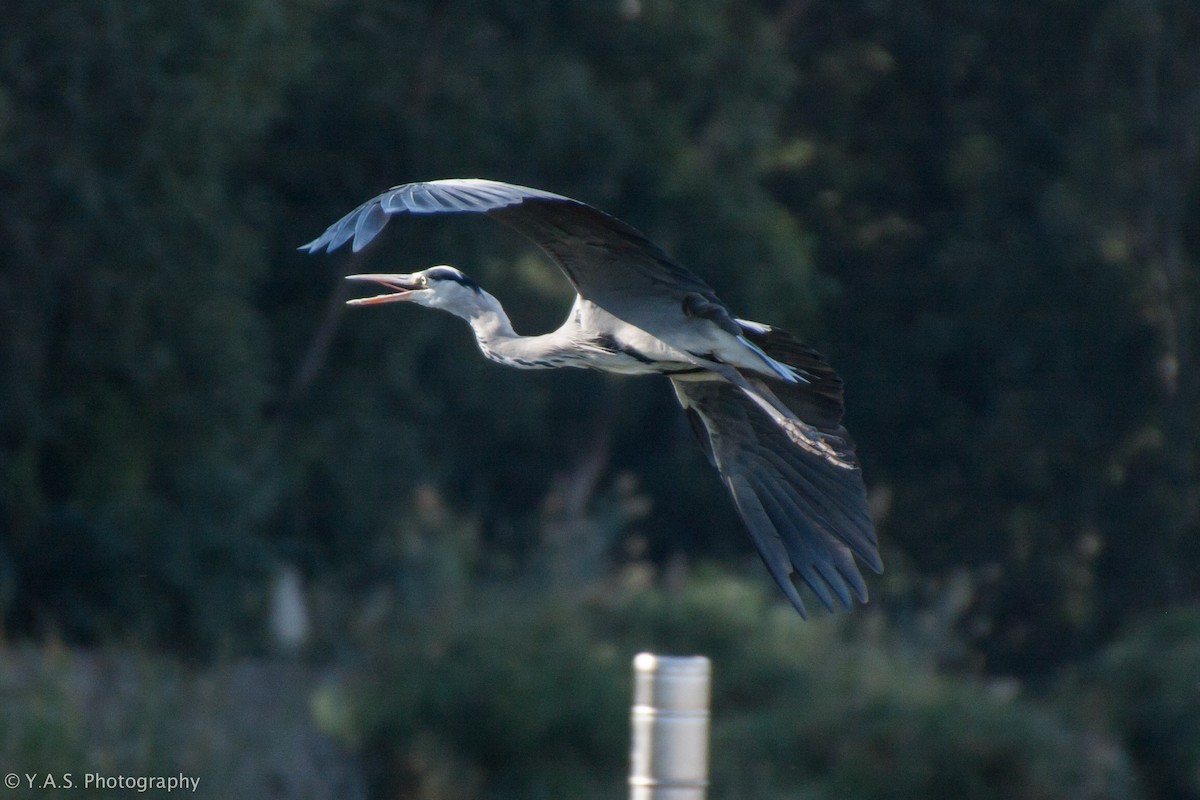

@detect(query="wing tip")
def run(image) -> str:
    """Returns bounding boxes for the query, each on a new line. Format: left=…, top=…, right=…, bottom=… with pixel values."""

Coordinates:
left=780, top=577, right=809, bottom=620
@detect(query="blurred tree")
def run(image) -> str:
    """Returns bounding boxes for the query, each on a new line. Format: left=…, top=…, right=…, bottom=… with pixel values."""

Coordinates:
left=1071, top=0, right=1200, bottom=631
left=0, top=0, right=315, bottom=647
left=765, top=0, right=1199, bottom=672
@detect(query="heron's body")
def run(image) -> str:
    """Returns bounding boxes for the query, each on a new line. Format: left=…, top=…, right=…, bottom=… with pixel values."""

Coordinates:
left=458, top=291, right=766, bottom=378
left=302, top=179, right=881, bottom=616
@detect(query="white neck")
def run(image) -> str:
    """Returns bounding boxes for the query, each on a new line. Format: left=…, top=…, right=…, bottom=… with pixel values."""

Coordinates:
left=466, top=303, right=518, bottom=347
left=449, top=290, right=578, bottom=369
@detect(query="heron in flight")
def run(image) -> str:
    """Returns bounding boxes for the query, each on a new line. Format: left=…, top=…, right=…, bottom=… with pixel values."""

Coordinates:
left=301, top=179, right=881, bottom=617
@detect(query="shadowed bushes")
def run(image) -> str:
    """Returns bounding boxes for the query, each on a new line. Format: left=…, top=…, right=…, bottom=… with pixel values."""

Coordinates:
left=333, top=570, right=1140, bottom=800
left=1088, top=609, right=1200, bottom=800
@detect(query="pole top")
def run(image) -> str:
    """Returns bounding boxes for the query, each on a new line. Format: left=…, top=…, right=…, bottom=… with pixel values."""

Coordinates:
left=632, top=653, right=711, bottom=712
left=633, top=653, right=711, bottom=674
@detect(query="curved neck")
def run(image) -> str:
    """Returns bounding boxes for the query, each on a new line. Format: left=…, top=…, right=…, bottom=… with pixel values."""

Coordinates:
left=455, top=291, right=578, bottom=370
left=466, top=303, right=519, bottom=348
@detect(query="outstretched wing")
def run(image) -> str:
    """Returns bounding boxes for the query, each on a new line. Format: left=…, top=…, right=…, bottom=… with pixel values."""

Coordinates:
left=671, top=329, right=880, bottom=616
left=299, top=178, right=733, bottom=336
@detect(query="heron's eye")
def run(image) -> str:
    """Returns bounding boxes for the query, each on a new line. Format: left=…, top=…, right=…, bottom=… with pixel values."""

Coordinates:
left=419, top=275, right=429, bottom=287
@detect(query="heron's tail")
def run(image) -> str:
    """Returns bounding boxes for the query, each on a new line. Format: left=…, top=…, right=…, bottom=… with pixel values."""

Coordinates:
left=735, top=324, right=848, bottom=432
left=737, top=334, right=806, bottom=384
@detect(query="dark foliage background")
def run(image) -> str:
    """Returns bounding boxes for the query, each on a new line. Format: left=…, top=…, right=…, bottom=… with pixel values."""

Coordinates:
left=1, top=1, right=1198, bottom=797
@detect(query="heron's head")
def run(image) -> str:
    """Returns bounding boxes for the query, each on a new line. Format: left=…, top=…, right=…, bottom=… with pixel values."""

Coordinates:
left=345, top=265, right=490, bottom=317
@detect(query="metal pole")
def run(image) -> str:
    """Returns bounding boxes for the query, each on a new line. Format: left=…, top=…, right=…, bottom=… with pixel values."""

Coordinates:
left=629, top=653, right=711, bottom=800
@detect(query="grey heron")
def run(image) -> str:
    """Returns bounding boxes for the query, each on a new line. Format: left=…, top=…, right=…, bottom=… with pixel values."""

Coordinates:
left=301, top=179, right=881, bottom=617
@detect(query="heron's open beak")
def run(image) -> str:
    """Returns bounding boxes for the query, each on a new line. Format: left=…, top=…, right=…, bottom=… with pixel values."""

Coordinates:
left=344, top=273, right=422, bottom=306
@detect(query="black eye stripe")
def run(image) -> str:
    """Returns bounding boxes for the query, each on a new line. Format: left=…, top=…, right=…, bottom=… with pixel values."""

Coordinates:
left=426, top=267, right=481, bottom=292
